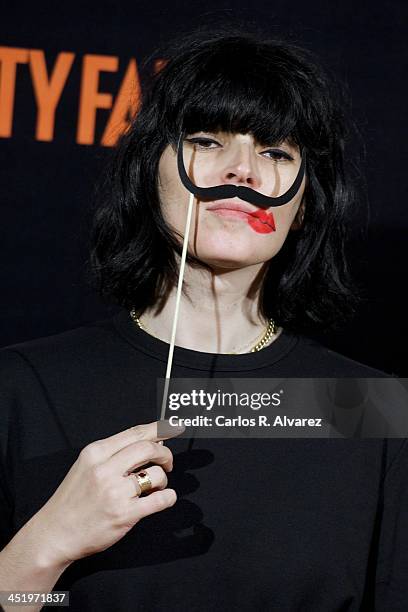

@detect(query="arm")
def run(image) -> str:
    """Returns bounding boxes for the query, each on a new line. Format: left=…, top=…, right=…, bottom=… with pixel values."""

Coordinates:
left=0, top=512, right=72, bottom=612
left=0, top=351, right=182, bottom=610
left=375, top=438, right=408, bottom=611
left=0, top=420, right=181, bottom=612
left=0, top=351, right=72, bottom=610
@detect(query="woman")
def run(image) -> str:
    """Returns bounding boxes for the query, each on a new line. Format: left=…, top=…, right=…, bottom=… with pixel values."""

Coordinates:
left=0, top=27, right=407, bottom=612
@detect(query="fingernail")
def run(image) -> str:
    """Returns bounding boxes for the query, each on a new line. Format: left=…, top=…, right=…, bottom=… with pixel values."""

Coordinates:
left=164, top=419, right=185, bottom=431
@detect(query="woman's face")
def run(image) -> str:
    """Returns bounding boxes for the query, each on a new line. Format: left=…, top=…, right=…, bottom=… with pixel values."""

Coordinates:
left=158, top=130, right=306, bottom=269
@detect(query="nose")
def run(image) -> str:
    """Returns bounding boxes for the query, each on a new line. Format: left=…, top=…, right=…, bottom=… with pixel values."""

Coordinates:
left=220, top=143, right=262, bottom=190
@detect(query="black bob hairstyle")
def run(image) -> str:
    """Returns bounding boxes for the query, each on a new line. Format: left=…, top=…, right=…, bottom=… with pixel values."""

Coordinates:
left=88, top=26, right=363, bottom=334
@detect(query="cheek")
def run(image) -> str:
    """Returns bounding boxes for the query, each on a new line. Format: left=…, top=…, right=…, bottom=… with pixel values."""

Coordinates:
left=272, top=206, right=297, bottom=235
left=159, top=178, right=190, bottom=232
left=159, top=170, right=184, bottom=207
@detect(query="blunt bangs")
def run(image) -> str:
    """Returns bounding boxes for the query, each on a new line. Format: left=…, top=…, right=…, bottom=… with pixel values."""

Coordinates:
left=160, top=40, right=301, bottom=150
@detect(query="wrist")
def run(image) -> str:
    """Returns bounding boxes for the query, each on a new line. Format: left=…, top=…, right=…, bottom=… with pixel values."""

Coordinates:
left=17, top=514, right=73, bottom=573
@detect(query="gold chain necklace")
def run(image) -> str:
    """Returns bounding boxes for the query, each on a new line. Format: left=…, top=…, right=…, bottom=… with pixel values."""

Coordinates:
left=129, top=308, right=277, bottom=353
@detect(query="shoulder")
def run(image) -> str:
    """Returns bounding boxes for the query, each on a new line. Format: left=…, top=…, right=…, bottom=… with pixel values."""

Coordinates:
left=287, top=332, right=392, bottom=377
left=0, top=314, right=120, bottom=378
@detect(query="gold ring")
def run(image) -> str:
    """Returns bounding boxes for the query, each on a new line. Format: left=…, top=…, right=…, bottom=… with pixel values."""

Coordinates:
left=132, top=470, right=153, bottom=496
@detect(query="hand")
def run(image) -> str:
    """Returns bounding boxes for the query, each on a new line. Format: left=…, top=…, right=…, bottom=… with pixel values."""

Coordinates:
left=25, top=420, right=184, bottom=567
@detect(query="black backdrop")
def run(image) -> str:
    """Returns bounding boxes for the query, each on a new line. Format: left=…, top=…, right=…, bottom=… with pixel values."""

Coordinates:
left=1, top=1, right=407, bottom=375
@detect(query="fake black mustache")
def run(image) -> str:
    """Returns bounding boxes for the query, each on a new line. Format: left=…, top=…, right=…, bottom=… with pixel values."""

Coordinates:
left=177, top=131, right=306, bottom=209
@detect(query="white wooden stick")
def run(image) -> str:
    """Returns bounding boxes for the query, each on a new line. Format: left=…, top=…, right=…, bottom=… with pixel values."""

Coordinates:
left=160, top=192, right=195, bottom=422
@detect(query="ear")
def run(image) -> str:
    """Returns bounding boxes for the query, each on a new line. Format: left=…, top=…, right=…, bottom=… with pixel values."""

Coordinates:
left=290, top=198, right=306, bottom=231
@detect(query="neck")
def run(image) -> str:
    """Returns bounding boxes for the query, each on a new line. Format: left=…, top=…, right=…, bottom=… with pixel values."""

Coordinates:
left=138, top=259, right=278, bottom=354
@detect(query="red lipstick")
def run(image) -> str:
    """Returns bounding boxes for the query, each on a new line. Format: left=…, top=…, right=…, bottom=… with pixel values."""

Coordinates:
left=247, top=209, right=276, bottom=233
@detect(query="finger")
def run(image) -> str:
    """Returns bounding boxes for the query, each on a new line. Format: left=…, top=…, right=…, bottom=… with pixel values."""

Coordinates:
left=128, top=420, right=185, bottom=443
left=107, top=439, right=174, bottom=475
left=125, top=465, right=168, bottom=498
left=129, top=488, right=178, bottom=522
left=127, top=472, right=141, bottom=497
left=87, top=420, right=184, bottom=462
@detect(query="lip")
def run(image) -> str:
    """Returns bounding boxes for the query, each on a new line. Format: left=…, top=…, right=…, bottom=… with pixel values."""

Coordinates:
left=206, top=200, right=258, bottom=215
left=209, top=208, right=252, bottom=221
left=207, top=199, right=276, bottom=231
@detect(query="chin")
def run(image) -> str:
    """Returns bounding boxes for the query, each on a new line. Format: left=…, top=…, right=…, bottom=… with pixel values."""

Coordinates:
left=192, top=244, right=258, bottom=269
left=188, top=230, right=276, bottom=268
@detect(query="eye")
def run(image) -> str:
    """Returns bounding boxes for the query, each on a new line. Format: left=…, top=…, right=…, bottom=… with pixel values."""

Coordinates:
left=184, top=137, right=220, bottom=149
left=184, top=137, right=296, bottom=161
left=261, top=149, right=294, bottom=162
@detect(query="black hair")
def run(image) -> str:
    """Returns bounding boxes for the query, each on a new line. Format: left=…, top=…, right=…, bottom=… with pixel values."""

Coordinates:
left=87, top=25, right=364, bottom=334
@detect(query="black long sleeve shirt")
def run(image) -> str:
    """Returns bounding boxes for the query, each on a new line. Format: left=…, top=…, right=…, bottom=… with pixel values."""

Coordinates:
left=0, top=309, right=407, bottom=611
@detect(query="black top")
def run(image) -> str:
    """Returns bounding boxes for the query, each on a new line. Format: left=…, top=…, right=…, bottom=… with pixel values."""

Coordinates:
left=0, top=309, right=407, bottom=611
